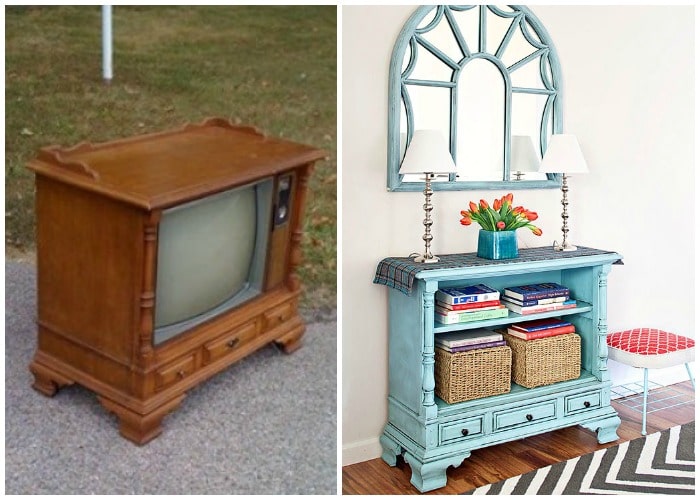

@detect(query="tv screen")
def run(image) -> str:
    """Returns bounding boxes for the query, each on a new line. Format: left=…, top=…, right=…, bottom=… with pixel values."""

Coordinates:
left=153, top=178, right=273, bottom=344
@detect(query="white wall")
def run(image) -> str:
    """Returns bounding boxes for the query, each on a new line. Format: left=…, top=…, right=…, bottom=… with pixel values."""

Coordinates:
left=341, top=5, right=695, bottom=466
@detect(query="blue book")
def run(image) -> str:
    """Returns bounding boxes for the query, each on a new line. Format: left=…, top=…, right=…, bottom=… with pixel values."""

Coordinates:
left=503, top=283, right=570, bottom=301
left=435, top=284, right=500, bottom=305
left=510, top=318, right=572, bottom=333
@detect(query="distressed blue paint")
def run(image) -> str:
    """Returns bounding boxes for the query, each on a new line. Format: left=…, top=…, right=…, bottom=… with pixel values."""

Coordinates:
left=388, top=4, right=564, bottom=192
left=380, top=249, right=623, bottom=492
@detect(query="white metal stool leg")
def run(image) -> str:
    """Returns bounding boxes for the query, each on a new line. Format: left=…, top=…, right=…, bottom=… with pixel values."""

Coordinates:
left=685, top=363, right=695, bottom=389
left=641, top=368, right=648, bottom=436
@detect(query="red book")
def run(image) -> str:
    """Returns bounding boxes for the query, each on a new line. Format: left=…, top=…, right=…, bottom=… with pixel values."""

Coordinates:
left=510, top=318, right=572, bottom=332
left=506, top=325, right=575, bottom=340
left=437, top=300, right=501, bottom=311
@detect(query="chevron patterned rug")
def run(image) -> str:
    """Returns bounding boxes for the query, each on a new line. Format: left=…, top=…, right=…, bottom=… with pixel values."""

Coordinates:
left=465, top=422, right=694, bottom=495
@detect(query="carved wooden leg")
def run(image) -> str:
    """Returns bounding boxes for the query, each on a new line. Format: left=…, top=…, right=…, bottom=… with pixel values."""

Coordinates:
left=380, top=432, right=402, bottom=467
left=581, top=414, right=621, bottom=444
left=98, top=394, right=185, bottom=445
left=29, top=360, right=74, bottom=397
left=403, top=451, right=471, bottom=493
left=274, top=324, right=305, bottom=354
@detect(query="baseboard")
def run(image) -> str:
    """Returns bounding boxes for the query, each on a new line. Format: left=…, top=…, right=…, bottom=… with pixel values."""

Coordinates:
left=342, top=436, right=382, bottom=466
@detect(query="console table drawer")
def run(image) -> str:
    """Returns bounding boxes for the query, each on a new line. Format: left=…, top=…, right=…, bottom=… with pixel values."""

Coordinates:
left=439, top=416, right=484, bottom=444
left=203, top=321, right=259, bottom=364
left=263, top=301, right=294, bottom=329
left=155, top=354, right=196, bottom=391
left=565, top=391, right=602, bottom=415
left=494, top=401, right=556, bottom=430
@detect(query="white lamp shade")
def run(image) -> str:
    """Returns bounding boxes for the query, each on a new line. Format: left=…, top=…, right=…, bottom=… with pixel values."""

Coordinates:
left=539, top=134, right=589, bottom=174
left=399, top=130, right=457, bottom=175
left=511, top=135, right=540, bottom=173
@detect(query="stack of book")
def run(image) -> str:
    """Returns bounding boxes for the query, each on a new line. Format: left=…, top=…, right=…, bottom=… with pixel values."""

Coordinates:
left=435, top=328, right=505, bottom=353
left=505, top=317, right=575, bottom=340
left=501, top=282, right=576, bottom=315
left=435, top=284, right=508, bottom=325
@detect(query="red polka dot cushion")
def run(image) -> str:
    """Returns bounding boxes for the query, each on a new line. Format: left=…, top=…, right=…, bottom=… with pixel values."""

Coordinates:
left=607, top=328, right=695, bottom=369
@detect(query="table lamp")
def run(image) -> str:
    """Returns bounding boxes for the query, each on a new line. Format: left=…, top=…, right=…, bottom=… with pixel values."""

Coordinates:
left=539, top=134, right=589, bottom=251
left=511, top=135, right=540, bottom=181
left=399, top=130, right=458, bottom=263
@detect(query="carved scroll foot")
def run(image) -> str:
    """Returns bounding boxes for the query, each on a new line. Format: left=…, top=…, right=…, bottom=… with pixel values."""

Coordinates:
left=581, top=414, right=621, bottom=444
left=404, top=451, right=471, bottom=493
left=380, top=432, right=402, bottom=467
left=29, top=360, right=74, bottom=397
left=274, top=325, right=305, bottom=354
left=98, top=394, right=185, bottom=445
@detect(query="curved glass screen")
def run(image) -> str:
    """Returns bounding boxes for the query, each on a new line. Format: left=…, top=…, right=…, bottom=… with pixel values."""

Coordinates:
left=154, top=179, right=272, bottom=344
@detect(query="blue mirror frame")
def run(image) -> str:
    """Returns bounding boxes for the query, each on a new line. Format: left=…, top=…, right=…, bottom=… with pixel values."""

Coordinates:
left=388, top=5, right=563, bottom=191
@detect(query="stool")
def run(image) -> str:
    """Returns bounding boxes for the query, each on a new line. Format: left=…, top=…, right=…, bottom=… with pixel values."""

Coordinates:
left=607, top=328, right=695, bottom=435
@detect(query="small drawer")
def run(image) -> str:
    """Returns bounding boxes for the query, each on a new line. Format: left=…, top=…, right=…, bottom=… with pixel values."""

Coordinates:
left=565, top=391, right=602, bottom=415
left=263, top=301, right=294, bottom=329
left=155, top=354, right=196, bottom=391
left=203, top=321, right=259, bottom=364
left=439, top=416, right=484, bottom=444
left=494, top=400, right=556, bottom=431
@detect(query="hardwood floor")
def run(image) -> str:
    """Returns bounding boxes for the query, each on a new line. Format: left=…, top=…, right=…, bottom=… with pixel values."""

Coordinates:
left=342, top=381, right=695, bottom=495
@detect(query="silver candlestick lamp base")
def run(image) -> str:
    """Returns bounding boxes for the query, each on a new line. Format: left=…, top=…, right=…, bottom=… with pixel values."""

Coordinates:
left=414, top=173, right=440, bottom=263
left=554, top=174, right=577, bottom=252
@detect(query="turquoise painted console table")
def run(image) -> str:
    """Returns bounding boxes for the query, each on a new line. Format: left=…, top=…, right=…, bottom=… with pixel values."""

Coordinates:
left=374, top=247, right=623, bottom=492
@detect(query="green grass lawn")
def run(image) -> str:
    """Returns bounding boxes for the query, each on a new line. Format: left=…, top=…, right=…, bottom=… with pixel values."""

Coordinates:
left=5, top=5, right=337, bottom=309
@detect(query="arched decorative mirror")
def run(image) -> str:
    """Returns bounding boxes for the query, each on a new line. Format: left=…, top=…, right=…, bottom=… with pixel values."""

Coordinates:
left=388, top=5, right=563, bottom=191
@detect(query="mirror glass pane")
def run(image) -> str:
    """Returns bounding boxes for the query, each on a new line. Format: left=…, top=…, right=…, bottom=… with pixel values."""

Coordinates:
left=401, top=85, right=451, bottom=182
left=511, top=92, right=550, bottom=180
left=409, top=42, right=455, bottom=82
left=485, top=7, right=516, bottom=55
left=449, top=8, right=480, bottom=54
left=420, top=11, right=464, bottom=64
left=456, top=58, right=504, bottom=181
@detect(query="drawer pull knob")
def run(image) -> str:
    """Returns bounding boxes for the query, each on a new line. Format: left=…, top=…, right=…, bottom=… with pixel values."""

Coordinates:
left=584, top=401, right=591, bottom=408
left=526, top=414, right=533, bottom=421
left=227, top=338, right=240, bottom=349
left=177, top=370, right=186, bottom=379
left=461, top=428, right=469, bottom=436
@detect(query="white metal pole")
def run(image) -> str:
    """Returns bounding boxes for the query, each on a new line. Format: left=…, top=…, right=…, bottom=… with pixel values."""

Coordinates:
left=102, top=5, right=113, bottom=83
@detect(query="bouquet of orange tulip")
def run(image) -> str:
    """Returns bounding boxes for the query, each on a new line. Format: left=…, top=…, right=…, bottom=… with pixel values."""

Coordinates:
left=460, top=193, right=542, bottom=236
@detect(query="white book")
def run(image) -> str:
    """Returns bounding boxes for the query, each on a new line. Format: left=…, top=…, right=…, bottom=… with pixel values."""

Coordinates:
left=434, top=328, right=503, bottom=348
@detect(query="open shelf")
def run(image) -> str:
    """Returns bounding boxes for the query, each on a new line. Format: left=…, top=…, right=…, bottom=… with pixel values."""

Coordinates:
left=433, top=301, right=593, bottom=334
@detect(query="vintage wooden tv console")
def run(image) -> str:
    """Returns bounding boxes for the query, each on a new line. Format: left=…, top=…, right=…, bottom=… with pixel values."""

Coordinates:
left=27, top=118, right=325, bottom=444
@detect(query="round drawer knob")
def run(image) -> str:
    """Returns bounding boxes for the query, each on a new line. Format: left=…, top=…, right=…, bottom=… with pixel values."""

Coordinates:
left=584, top=401, right=591, bottom=408
left=526, top=414, right=533, bottom=421
left=177, top=370, right=186, bottom=379
left=227, top=339, right=240, bottom=349
left=461, top=428, right=469, bottom=436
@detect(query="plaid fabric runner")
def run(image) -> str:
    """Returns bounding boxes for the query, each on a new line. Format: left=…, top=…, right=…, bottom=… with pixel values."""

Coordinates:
left=373, top=246, right=620, bottom=295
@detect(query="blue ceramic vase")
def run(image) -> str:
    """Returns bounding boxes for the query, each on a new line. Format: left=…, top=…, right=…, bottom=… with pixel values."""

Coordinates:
left=477, top=229, right=518, bottom=260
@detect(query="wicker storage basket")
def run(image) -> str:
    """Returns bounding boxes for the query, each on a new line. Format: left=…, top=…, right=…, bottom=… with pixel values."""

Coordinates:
left=504, top=333, right=581, bottom=388
left=434, top=345, right=512, bottom=404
